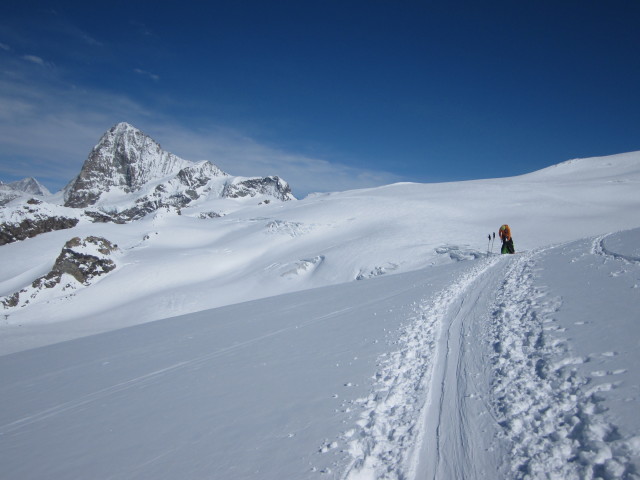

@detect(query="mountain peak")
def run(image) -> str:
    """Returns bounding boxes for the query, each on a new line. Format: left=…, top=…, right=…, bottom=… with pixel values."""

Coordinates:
left=113, top=121, right=136, bottom=131
left=108, top=122, right=147, bottom=139
left=54, top=122, right=295, bottom=216
left=14, top=178, right=50, bottom=196
left=63, top=123, right=225, bottom=208
left=0, top=177, right=51, bottom=196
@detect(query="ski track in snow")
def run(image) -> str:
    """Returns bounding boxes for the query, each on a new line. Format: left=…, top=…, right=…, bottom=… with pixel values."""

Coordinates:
left=0, top=305, right=360, bottom=437
left=341, top=256, right=501, bottom=480
left=592, top=233, right=640, bottom=265
left=341, top=244, right=640, bottom=480
left=487, top=249, right=638, bottom=480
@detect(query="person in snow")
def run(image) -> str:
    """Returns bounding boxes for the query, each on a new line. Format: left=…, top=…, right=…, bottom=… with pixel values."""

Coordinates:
left=499, top=224, right=515, bottom=254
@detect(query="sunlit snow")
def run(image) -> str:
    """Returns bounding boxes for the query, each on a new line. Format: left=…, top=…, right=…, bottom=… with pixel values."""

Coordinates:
left=1, top=151, right=639, bottom=479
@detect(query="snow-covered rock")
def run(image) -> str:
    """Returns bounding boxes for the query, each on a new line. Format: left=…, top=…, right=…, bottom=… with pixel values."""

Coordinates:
left=0, top=198, right=81, bottom=246
left=222, top=176, right=295, bottom=202
left=1, top=236, right=119, bottom=310
left=63, top=122, right=208, bottom=208
left=63, top=122, right=294, bottom=211
left=7, top=177, right=51, bottom=196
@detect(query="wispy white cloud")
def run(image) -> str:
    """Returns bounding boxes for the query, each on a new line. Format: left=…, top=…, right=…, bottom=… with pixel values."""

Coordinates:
left=22, top=55, right=46, bottom=66
left=134, top=68, right=160, bottom=82
left=0, top=43, right=10, bottom=51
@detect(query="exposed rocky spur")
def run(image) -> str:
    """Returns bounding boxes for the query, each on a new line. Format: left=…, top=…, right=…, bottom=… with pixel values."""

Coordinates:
left=1, top=236, right=119, bottom=310
left=0, top=198, right=80, bottom=246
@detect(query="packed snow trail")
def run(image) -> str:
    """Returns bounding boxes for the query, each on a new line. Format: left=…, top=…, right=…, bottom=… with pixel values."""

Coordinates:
left=343, top=255, right=507, bottom=480
left=416, top=255, right=506, bottom=480
left=344, top=239, right=640, bottom=480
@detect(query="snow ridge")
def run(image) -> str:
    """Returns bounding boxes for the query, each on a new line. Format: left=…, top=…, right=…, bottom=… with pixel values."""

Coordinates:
left=488, top=251, right=637, bottom=479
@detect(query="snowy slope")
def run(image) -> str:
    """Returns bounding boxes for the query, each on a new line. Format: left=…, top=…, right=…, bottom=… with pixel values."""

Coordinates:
left=0, top=150, right=639, bottom=479
left=1, top=150, right=638, bottom=352
left=1, top=229, right=638, bottom=479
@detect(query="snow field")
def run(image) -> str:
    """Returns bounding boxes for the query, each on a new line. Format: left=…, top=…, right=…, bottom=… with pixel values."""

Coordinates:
left=0, top=230, right=639, bottom=479
left=2, top=152, right=640, bottom=352
left=0, top=266, right=463, bottom=479
left=1, top=152, right=639, bottom=479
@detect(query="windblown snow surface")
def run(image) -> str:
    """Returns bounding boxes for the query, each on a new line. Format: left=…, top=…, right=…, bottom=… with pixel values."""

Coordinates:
left=1, top=152, right=639, bottom=479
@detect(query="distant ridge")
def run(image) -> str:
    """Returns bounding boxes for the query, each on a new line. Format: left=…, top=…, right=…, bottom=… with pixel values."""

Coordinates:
left=1, top=177, right=51, bottom=196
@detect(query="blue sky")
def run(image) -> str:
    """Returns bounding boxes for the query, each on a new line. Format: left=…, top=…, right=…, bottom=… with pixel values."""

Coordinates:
left=1, top=1, right=639, bottom=197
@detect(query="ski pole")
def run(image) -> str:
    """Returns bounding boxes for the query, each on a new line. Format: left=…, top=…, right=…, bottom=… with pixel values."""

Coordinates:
left=487, top=234, right=491, bottom=253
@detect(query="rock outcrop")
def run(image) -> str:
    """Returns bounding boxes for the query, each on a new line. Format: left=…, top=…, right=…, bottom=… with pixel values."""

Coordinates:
left=222, top=176, right=294, bottom=202
left=0, top=199, right=80, bottom=246
left=1, top=236, right=119, bottom=309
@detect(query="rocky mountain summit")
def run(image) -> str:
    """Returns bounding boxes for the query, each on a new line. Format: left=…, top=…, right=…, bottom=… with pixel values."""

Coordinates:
left=63, top=122, right=294, bottom=209
left=63, top=122, right=224, bottom=208
left=0, top=122, right=296, bottom=243
left=0, top=177, right=51, bottom=206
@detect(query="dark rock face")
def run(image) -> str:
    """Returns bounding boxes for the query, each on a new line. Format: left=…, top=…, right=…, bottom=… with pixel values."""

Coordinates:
left=198, top=211, right=222, bottom=219
left=63, top=122, right=208, bottom=208
left=83, top=210, right=127, bottom=224
left=0, top=215, right=79, bottom=246
left=47, top=236, right=118, bottom=285
left=1, top=292, right=19, bottom=308
left=1, top=236, right=119, bottom=309
left=222, top=176, right=294, bottom=201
